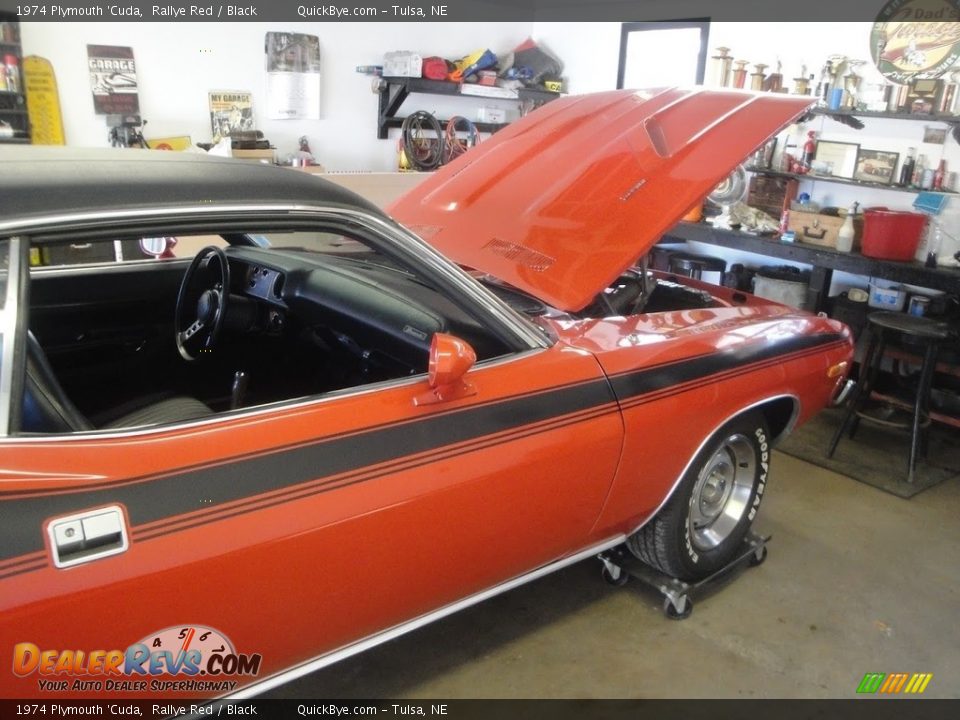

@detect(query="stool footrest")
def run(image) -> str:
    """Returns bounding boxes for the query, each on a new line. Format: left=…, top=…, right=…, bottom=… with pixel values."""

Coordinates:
left=862, top=392, right=932, bottom=430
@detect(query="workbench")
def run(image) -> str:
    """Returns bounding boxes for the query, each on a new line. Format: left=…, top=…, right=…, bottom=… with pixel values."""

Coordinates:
left=663, top=221, right=960, bottom=313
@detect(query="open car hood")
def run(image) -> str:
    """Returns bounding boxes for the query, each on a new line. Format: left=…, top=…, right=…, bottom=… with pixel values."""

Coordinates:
left=389, top=88, right=814, bottom=312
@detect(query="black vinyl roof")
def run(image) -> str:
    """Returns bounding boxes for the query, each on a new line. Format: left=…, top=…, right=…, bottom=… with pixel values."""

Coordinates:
left=0, top=147, right=386, bottom=223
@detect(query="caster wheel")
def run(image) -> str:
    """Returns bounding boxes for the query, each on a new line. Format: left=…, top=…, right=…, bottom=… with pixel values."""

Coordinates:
left=749, top=545, right=768, bottom=567
left=601, top=565, right=629, bottom=587
left=664, top=597, right=693, bottom=620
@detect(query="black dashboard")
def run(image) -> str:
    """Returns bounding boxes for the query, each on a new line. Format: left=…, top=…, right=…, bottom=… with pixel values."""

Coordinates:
left=243, top=263, right=286, bottom=305
left=225, top=246, right=507, bottom=372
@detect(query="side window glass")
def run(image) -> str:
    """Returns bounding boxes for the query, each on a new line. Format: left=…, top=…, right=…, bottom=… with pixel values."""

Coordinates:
left=0, top=237, right=14, bottom=436
left=0, top=237, right=9, bottom=309
left=30, top=235, right=229, bottom=268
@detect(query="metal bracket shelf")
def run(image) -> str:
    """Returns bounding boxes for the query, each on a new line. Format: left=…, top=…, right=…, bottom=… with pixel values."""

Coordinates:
left=376, top=76, right=560, bottom=139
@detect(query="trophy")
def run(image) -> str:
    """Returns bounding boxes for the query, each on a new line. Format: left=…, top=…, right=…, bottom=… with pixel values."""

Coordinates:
left=750, top=63, right=768, bottom=91
left=793, top=64, right=810, bottom=95
left=764, top=59, right=784, bottom=93
left=707, top=47, right=733, bottom=87
left=942, top=70, right=960, bottom=115
left=732, top=60, right=749, bottom=89
left=827, top=55, right=847, bottom=94
left=815, top=59, right=832, bottom=104
left=844, top=60, right=866, bottom=109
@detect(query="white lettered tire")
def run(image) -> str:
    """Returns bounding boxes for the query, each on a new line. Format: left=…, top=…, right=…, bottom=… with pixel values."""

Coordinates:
left=627, top=412, right=770, bottom=580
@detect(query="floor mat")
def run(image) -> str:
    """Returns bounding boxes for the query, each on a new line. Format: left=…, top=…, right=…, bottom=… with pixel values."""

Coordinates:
left=777, top=407, right=960, bottom=498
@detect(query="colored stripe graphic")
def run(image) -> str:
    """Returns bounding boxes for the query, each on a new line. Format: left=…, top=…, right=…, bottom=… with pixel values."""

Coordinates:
left=857, top=673, right=885, bottom=693
left=905, top=673, right=933, bottom=694
left=880, top=672, right=908, bottom=693
left=857, top=672, right=932, bottom=694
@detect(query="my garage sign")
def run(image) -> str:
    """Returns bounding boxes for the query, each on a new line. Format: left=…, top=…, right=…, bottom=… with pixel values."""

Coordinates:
left=871, top=0, right=960, bottom=83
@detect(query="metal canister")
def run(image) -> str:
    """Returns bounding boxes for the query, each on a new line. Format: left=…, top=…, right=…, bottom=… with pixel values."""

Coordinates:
left=908, top=295, right=931, bottom=317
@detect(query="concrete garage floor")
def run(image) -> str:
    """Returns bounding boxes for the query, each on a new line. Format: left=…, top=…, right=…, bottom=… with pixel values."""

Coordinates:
left=265, top=452, right=960, bottom=699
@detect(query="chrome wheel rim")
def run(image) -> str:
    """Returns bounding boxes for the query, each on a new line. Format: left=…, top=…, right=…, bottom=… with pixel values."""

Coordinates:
left=688, top=433, right=756, bottom=551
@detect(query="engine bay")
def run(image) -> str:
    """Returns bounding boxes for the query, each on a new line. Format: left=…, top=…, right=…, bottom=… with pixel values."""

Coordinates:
left=482, top=265, right=724, bottom=323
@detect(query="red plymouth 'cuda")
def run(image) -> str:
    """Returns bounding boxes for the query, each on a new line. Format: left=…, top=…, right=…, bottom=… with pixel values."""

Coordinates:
left=0, top=88, right=852, bottom=699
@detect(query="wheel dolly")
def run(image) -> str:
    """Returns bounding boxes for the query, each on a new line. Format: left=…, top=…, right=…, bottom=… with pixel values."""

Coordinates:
left=596, top=532, right=770, bottom=619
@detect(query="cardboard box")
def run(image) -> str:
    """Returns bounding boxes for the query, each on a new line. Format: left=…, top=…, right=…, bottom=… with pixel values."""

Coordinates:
left=477, top=106, right=506, bottom=124
left=787, top=208, right=862, bottom=249
left=383, top=51, right=422, bottom=77
left=317, top=171, right=430, bottom=208
left=232, top=148, right=275, bottom=163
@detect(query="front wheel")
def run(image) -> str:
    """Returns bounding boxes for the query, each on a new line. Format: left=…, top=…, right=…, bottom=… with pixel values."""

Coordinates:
left=627, top=412, right=771, bottom=581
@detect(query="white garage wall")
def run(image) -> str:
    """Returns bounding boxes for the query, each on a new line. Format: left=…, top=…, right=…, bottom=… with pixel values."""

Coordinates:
left=19, top=21, right=532, bottom=169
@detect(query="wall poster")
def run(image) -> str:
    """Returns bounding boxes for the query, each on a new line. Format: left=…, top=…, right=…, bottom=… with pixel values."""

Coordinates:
left=264, top=32, right=321, bottom=120
left=209, top=91, right=255, bottom=141
left=87, top=45, right=139, bottom=115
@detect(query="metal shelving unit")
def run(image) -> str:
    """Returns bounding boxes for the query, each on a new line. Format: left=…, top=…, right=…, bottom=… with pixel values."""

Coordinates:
left=746, top=166, right=956, bottom=196
left=808, top=107, right=960, bottom=123
left=376, top=76, right=561, bottom=139
left=663, top=220, right=960, bottom=312
left=0, top=13, right=29, bottom=144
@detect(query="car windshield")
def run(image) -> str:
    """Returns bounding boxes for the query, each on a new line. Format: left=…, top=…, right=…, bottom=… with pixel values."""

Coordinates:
left=247, top=230, right=374, bottom=256
left=242, top=230, right=413, bottom=275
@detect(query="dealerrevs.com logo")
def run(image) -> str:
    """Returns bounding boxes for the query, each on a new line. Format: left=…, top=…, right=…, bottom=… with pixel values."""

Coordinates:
left=13, top=625, right=262, bottom=693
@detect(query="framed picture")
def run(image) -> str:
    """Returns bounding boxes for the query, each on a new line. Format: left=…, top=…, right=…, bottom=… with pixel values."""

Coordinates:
left=813, top=141, right=860, bottom=179
left=923, top=126, right=947, bottom=145
left=854, top=149, right=900, bottom=185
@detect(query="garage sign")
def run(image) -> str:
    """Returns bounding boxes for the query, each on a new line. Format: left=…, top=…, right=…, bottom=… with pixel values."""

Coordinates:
left=87, top=44, right=140, bottom=115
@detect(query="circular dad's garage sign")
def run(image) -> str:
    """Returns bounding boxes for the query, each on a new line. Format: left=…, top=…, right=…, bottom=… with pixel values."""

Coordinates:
left=871, top=0, right=960, bottom=83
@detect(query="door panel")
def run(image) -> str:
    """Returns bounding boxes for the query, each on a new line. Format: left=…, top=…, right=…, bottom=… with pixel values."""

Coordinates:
left=29, top=261, right=188, bottom=416
left=1, top=344, right=622, bottom=698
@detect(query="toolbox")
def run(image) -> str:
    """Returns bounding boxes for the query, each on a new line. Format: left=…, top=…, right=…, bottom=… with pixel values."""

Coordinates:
left=787, top=208, right=861, bottom=249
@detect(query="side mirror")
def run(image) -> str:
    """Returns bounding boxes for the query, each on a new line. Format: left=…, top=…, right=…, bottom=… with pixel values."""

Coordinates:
left=139, top=237, right=178, bottom=258
left=414, top=333, right=477, bottom=406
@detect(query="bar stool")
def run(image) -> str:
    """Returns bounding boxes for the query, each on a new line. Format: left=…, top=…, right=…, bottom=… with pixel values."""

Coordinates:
left=827, top=311, right=955, bottom=483
left=667, top=252, right=726, bottom=285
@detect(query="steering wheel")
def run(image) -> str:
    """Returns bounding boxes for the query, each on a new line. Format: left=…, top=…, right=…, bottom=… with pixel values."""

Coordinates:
left=175, top=246, right=230, bottom=361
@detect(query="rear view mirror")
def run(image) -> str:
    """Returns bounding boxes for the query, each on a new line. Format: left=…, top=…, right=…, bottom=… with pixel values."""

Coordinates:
left=414, top=333, right=477, bottom=406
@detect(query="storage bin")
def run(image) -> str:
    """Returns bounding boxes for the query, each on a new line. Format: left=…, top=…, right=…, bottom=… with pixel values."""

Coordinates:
left=868, top=281, right=907, bottom=311
left=861, top=209, right=927, bottom=260
left=752, top=266, right=809, bottom=310
left=828, top=293, right=870, bottom=341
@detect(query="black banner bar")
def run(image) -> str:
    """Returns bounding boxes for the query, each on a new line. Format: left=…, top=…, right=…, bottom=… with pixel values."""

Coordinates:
left=0, top=0, right=957, bottom=22
left=1, top=700, right=960, bottom=720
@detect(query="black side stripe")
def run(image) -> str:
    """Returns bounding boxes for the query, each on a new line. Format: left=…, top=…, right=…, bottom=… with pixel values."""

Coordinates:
left=135, top=405, right=618, bottom=544
left=0, top=331, right=845, bottom=568
left=0, top=378, right=615, bottom=563
left=608, top=333, right=844, bottom=401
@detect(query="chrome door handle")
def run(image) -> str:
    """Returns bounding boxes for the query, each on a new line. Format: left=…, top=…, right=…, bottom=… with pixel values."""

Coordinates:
left=47, top=505, right=129, bottom=568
